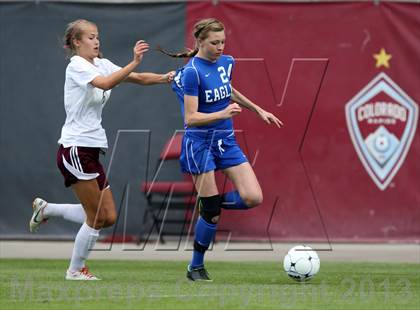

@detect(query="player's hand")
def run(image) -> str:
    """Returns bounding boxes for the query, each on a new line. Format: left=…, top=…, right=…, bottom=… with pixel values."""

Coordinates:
left=221, top=103, right=242, bottom=119
left=257, top=109, right=283, bottom=128
left=133, top=40, right=149, bottom=63
left=164, top=71, right=176, bottom=83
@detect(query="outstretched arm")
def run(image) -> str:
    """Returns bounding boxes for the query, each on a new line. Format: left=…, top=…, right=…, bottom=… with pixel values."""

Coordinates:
left=125, top=71, right=175, bottom=85
left=91, top=40, right=148, bottom=90
left=231, top=87, right=283, bottom=128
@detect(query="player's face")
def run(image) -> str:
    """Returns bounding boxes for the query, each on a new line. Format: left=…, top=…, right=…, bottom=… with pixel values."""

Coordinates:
left=199, top=30, right=225, bottom=61
left=74, top=24, right=100, bottom=62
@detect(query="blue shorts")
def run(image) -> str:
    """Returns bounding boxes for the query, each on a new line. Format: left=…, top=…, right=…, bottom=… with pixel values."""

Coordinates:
left=180, top=131, right=248, bottom=175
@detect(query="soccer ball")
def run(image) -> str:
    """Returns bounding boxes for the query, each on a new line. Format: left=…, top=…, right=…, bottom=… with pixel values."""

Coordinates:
left=283, top=245, right=320, bottom=281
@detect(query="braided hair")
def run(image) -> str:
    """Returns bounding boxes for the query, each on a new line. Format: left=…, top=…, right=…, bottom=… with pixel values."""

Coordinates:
left=158, top=18, right=225, bottom=58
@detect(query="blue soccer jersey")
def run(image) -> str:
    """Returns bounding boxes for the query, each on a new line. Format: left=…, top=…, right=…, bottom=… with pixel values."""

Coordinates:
left=172, top=55, right=235, bottom=136
left=172, top=55, right=248, bottom=175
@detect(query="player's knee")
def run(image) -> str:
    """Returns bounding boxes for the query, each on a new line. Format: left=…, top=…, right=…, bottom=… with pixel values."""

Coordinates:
left=88, top=219, right=105, bottom=230
left=95, top=199, right=117, bottom=228
left=94, top=209, right=108, bottom=228
left=103, top=211, right=117, bottom=228
left=94, top=203, right=117, bottom=228
left=85, top=204, right=109, bottom=228
left=84, top=209, right=103, bottom=229
left=243, top=192, right=263, bottom=208
left=199, top=195, right=222, bottom=224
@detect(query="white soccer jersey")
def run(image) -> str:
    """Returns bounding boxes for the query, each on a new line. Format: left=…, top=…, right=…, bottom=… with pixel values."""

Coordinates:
left=58, top=55, right=121, bottom=148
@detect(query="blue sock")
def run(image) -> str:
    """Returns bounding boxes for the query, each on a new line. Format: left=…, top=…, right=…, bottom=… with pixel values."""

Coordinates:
left=221, top=191, right=249, bottom=210
left=190, top=216, right=217, bottom=268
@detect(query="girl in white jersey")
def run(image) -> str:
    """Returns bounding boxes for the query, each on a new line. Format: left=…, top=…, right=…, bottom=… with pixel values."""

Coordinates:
left=29, top=19, right=175, bottom=280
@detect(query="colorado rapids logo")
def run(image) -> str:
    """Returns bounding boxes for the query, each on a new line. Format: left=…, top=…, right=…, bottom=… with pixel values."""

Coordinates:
left=345, top=72, right=418, bottom=190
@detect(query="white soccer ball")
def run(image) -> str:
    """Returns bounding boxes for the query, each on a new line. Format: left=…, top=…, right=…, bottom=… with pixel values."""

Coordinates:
left=283, top=245, right=320, bottom=281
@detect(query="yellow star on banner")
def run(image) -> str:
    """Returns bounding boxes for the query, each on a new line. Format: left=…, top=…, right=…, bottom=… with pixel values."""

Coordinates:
left=373, top=48, right=392, bottom=68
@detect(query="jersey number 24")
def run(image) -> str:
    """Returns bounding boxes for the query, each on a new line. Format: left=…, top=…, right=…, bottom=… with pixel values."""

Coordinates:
left=218, top=64, right=232, bottom=83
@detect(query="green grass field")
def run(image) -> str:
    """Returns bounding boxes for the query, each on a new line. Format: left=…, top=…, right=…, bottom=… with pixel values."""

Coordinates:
left=0, top=259, right=418, bottom=310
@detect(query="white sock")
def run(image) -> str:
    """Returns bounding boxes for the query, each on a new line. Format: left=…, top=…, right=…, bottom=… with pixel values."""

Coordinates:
left=69, top=222, right=100, bottom=272
left=44, top=203, right=86, bottom=224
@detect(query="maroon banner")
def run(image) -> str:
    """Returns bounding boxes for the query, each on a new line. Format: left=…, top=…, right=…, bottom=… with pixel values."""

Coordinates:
left=186, top=2, right=420, bottom=242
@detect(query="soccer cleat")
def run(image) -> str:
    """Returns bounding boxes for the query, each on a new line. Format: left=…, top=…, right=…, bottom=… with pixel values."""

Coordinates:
left=186, top=265, right=213, bottom=282
left=65, top=267, right=100, bottom=281
left=29, top=198, right=49, bottom=233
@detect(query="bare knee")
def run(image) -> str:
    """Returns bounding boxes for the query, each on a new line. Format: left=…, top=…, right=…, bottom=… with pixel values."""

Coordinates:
left=85, top=203, right=116, bottom=229
left=96, top=206, right=117, bottom=228
left=103, top=211, right=117, bottom=228
left=243, top=192, right=263, bottom=209
left=86, top=208, right=106, bottom=229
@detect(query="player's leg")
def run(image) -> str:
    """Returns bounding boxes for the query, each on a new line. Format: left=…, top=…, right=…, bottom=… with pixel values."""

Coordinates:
left=187, top=170, right=220, bottom=281
left=72, top=180, right=117, bottom=229
left=66, top=180, right=116, bottom=280
left=181, top=134, right=220, bottom=281
left=44, top=201, right=86, bottom=223
left=222, top=162, right=263, bottom=209
left=216, top=134, right=263, bottom=209
left=51, top=145, right=117, bottom=280
left=29, top=146, right=90, bottom=232
left=29, top=198, right=86, bottom=232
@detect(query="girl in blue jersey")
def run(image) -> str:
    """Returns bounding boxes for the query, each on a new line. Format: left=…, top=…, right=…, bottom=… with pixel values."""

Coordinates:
left=160, top=18, right=283, bottom=281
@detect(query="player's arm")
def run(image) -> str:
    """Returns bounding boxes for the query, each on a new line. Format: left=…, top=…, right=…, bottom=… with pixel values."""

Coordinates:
left=184, top=95, right=242, bottom=127
left=231, top=87, right=283, bottom=128
left=91, top=40, right=148, bottom=90
left=125, top=71, right=175, bottom=85
left=91, top=61, right=139, bottom=90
